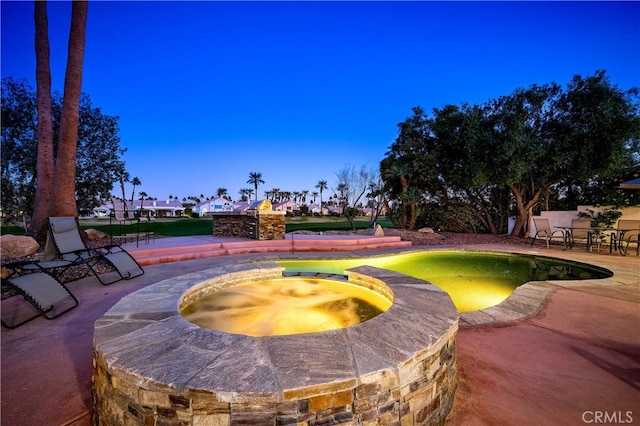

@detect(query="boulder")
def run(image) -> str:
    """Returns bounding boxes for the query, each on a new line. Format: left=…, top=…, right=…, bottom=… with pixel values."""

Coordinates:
left=374, top=224, right=385, bottom=236
left=85, top=228, right=108, bottom=241
left=418, top=227, right=435, bottom=234
left=0, top=235, right=40, bottom=259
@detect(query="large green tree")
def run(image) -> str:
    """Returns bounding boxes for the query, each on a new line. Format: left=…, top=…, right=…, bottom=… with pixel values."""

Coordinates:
left=1, top=78, right=39, bottom=222
left=382, top=71, right=640, bottom=236
left=1, top=78, right=127, bottom=221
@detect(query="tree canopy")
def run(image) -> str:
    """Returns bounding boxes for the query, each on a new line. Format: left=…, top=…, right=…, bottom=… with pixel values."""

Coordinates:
left=381, top=71, right=640, bottom=235
left=1, top=77, right=127, bottom=221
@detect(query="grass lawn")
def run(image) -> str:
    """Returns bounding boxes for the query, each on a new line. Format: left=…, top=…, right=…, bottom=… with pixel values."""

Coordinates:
left=0, top=216, right=392, bottom=237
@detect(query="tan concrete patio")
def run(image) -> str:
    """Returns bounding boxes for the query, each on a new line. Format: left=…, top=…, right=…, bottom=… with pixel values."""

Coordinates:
left=1, top=237, right=638, bottom=425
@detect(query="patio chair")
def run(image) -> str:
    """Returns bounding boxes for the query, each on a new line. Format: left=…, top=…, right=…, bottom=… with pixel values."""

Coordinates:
left=125, top=200, right=155, bottom=246
left=110, top=198, right=138, bottom=245
left=45, top=216, right=144, bottom=286
left=610, top=219, right=640, bottom=256
left=1, top=271, right=79, bottom=329
left=139, top=199, right=156, bottom=242
left=531, top=217, right=566, bottom=248
left=567, top=218, right=592, bottom=250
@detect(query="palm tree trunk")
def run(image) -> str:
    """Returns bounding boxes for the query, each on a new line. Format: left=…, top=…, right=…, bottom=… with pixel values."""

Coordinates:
left=30, top=1, right=55, bottom=242
left=52, top=0, right=88, bottom=216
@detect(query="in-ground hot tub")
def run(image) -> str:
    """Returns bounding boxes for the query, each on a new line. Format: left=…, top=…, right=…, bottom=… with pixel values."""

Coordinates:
left=180, top=275, right=393, bottom=336
left=92, top=263, right=458, bottom=425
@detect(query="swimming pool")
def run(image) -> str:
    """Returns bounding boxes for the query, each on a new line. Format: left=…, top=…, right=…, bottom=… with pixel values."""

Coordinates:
left=278, top=251, right=612, bottom=312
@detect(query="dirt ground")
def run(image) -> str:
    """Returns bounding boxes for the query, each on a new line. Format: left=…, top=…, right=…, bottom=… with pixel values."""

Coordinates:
left=310, top=227, right=531, bottom=247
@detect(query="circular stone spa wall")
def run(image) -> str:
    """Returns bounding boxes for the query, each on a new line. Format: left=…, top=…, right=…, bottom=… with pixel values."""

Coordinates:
left=92, top=263, right=459, bottom=425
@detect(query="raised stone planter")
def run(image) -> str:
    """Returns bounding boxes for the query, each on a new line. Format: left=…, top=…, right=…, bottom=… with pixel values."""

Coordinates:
left=211, top=210, right=286, bottom=240
left=92, top=263, right=458, bottom=425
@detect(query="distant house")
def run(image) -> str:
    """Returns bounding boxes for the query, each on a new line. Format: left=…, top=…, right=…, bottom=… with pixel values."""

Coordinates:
left=327, top=205, right=343, bottom=215
left=194, top=197, right=233, bottom=216
left=92, top=199, right=185, bottom=218
left=137, top=199, right=185, bottom=217
left=233, top=201, right=251, bottom=213
left=273, top=200, right=299, bottom=213
left=308, top=203, right=329, bottom=216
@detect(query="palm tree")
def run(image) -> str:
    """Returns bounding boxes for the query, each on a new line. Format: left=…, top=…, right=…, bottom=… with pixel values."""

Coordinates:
left=31, top=1, right=88, bottom=239
left=337, top=183, right=348, bottom=209
left=247, top=172, right=264, bottom=201
left=238, top=188, right=252, bottom=201
left=269, top=187, right=280, bottom=202
left=31, top=1, right=54, bottom=240
left=301, top=190, right=309, bottom=203
left=130, top=177, right=141, bottom=205
left=311, top=191, right=319, bottom=204
left=52, top=0, right=88, bottom=217
left=139, top=191, right=148, bottom=217
left=216, top=187, right=228, bottom=199
left=315, top=180, right=328, bottom=216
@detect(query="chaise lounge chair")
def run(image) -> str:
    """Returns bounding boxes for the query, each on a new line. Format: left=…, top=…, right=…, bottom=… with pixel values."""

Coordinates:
left=44, top=216, right=144, bottom=285
left=1, top=271, right=79, bottom=329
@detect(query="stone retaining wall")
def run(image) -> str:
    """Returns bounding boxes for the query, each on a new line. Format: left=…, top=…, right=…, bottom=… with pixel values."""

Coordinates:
left=211, top=211, right=285, bottom=240
left=92, top=264, right=458, bottom=426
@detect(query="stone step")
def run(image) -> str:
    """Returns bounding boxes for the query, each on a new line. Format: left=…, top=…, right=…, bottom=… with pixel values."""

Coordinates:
left=132, top=237, right=411, bottom=266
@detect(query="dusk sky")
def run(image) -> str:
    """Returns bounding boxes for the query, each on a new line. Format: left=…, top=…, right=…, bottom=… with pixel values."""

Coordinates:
left=2, top=1, right=639, bottom=203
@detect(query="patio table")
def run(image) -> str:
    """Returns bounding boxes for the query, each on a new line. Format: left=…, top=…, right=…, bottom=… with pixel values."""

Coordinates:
left=555, top=226, right=640, bottom=256
left=554, top=226, right=612, bottom=252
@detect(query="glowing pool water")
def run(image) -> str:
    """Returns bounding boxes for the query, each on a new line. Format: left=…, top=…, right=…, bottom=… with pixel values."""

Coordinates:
left=180, top=276, right=393, bottom=336
left=278, top=251, right=612, bottom=312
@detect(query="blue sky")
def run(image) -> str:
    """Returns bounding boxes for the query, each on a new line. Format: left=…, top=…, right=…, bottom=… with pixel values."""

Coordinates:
left=2, top=1, right=639, bottom=202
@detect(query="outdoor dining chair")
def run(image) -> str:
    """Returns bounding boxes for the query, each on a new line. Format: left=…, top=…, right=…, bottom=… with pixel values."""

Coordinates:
left=567, top=218, right=592, bottom=250
left=531, top=217, right=566, bottom=248
left=610, top=219, right=640, bottom=256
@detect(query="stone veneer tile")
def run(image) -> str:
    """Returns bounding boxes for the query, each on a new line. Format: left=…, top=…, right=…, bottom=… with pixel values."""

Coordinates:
left=481, top=305, right=530, bottom=322
left=266, top=330, right=358, bottom=395
left=309, top=389, right=354, bottom=411
left=459, top=310, right=496, bottom=326
left=496, top=296, right=541, bottom=315
left=348, top=344, right=396, bottom=379
left=511, top=285, right=554, bottom=300
left=193, top=413, right=230, bottom=426
left=185, top=337, right=281, bottom=400
left=93, top=318, right=158, bottom=343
